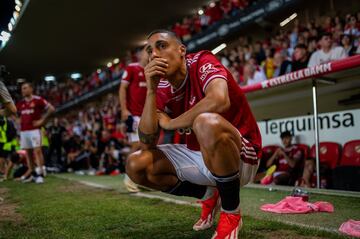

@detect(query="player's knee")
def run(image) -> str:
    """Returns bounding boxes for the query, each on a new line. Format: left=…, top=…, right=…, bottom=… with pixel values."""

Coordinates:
left=33, top=148, right=42, bottom=156
left=193, top=113, right=221, bottom=136
left=193, top=113, right=228, bottom=149
left=126, top=150, right=150, bottom=184
left=305, top=160, right=315, bottom=170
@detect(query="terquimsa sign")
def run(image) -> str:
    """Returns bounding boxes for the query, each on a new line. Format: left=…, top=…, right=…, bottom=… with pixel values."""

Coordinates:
left=185, top=0, right=299, bottom=52
left=258, top=109, right=359, bottom=146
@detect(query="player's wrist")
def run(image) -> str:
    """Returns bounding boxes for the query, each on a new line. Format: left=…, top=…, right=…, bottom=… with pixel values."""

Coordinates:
left=146, top=90, right=156, bottom=96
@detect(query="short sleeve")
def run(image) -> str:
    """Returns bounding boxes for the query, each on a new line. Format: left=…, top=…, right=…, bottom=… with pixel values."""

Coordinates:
left=197, top=52, right=228, bottom=93
left=156, top=88, right=167, bottom=112
left=39, top=97, right=49, bottom=110
left=121, top=66, right=132, bottom=85
left=156, top=83, right=176, bottom=117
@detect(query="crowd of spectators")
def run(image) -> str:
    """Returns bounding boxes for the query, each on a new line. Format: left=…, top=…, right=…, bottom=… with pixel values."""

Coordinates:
left=219, top=12, right=360, bottom=86
left=44, top=94, right=130, bottom=175
left=7, top=51, right=136, bottom=107
left=172, top=0, right=255, bottom=41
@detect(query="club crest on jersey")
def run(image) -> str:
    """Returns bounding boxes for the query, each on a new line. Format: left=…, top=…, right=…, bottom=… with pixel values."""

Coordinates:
left=21, top=109, right=34, bottom=115
left=199, top=63, right=218, bottom=81
left=138, top=72, right=144, bottom=77
left=189, top=96, right=196, bottom=106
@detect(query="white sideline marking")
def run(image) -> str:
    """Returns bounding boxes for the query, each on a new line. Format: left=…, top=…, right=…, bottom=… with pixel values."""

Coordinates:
left=278, top=221, right=338, bottom=233
left=133, top=192, right=200, bottom=207
left=57, top=175, right=340, bottom=234
left=74, top=179, right=200, bottom=207
left=77, top=180, right=112, bottom=190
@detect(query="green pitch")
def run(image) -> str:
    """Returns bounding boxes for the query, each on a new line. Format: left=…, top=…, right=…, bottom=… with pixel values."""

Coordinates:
left=0, top=175, right=358, bottom=239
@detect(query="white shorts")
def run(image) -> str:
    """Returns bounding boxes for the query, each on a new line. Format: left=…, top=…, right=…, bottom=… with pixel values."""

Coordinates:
left=127, top=116, right=140, bottom=143
left=158, top=141, right=260, bottom=187
left=20, top=129, right=42, bottom=149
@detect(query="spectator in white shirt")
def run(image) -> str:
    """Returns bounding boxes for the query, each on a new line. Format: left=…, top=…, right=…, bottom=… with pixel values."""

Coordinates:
left=243, top=63, right=267, bottom=86
left=308, top=32, right=347, bottom=67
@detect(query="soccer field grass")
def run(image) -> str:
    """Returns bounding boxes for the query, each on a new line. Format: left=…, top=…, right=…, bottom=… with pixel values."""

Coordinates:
left=0, top=175, right=358, bottom=239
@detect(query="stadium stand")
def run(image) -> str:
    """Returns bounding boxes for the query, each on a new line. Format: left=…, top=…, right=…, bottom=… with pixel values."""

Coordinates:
left=6, top=5, right=360, bottom=111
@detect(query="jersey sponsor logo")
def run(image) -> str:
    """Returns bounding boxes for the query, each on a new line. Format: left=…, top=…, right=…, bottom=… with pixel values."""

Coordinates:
left=199, top=63, right=213, bottom=73
left=138, top=82, right=147, bottom=87
left=199, top=63, right=219, bottom=81
left=21, top=109, right=34, bottom=115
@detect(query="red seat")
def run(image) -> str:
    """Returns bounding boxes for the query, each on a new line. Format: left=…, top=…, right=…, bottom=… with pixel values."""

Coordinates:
left=340, top=140, right=360, bottom=166
left=310, top=142, right=341, bottom=169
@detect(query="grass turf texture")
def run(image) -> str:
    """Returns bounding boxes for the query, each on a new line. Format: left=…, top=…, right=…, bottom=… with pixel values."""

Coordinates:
left=0, top=176, right=357, bottom=239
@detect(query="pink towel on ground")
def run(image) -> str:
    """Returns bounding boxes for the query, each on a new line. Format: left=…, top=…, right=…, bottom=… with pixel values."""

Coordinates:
left=339, top=220, right=360, bottom=238
left=260, top=196, right=334, bottom=214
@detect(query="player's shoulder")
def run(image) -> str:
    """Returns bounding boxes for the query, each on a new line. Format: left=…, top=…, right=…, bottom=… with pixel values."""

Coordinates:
left=16, top=99, right=24, bottom=106
left=33, top=95, right=48, bottom=103
left=186, top=50, right=214, bottom=66
left=32, top=95, right=44, bottom=100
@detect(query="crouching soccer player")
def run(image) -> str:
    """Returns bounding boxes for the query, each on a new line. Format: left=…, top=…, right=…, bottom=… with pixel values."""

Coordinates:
left=126, top=30, right=262, bottom=239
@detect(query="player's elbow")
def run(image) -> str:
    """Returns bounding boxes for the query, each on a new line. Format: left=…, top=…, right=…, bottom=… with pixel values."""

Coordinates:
left=211, top=96, right=230, bottom=113
left=48, top=105, right=55, bottom=113
left=8, top=103, right=17, bottom=115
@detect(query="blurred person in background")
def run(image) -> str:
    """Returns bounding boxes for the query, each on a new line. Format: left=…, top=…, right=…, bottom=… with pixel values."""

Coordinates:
left=0, top=116, right=17, bottom=177
left=344, top=15, right=360, bottom=37
left=119, top=46, right=148, bottom=192
left=2, top=150, right=32, bottom=181
left=0, top=68, right=17, bottom=175
left=308, top=32, right=347, bottom=67
left=273, top=52, right=292, bottom=77
left=340, top=34, right=357, bottom=56
left=291, top=44, right=309, bottom=71
left=0, top=65, right=17, bottom=117
left=265, top=131, right=304, bottom=186
left=46, top=117, right=66, bottom=171
left=242, top=63, right=267, bottom=86
left=16, top=82, right=55, bottom=183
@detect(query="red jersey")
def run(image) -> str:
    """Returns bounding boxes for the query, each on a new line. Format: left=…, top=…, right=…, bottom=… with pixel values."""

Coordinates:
left=103, top=113, right=116, bottom=131
left=156, top=50, right=262, bottom=153
left=121, top=63, right=147, bottom=116
left=276, top=145, right=303, bottom=172
left=17, top=95, right=49, bottom=131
